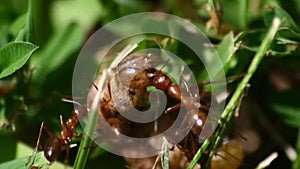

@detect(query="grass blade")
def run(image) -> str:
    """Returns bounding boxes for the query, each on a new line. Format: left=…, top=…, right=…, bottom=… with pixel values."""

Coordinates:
left=187, top=17, right=281, bottom=169
left=74, top=69, right=110, bottom=169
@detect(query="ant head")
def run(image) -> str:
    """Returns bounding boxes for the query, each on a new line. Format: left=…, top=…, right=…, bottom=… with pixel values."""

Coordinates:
left=152, top=71, right=172, bottom=91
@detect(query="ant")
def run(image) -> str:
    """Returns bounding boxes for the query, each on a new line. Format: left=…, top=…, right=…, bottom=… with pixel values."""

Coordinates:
left=87, top=52, right=156, bottom=136
left=143, top=67, right=200, bottom=114
left=129, top=61, right=244, bottom=156
left=28, top=100, right=86, bottom=168
left=86, top=51, right=244, bottom=168
left=89, top=52, right=209, bottom=137
left=140, top=67, right=244, bottom=133
left=129, top=66, right=211, bottom=136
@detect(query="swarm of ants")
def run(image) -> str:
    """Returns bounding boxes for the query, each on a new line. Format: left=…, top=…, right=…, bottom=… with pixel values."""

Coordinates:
left=27, top=50, right=244, bottom=169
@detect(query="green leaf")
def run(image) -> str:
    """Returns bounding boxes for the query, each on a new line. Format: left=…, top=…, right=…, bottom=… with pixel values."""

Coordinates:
left=0, top=42, right=38, bottom=79
left=264, top=4, right=300, bottom=40
left=0, top=135, right=40, bottom=169
left=30, top=22, right=84, bottom=85
left=199, top=32, right=237, bottom=81
left=277, top=37, right=300, bottom=45
left=269, top=90, right=300, bottom=128
left=0, top=153, right=42, bottom=169
left=216, top=32, right=238, bottom=74
left=0, top=136, right=71, bottom=169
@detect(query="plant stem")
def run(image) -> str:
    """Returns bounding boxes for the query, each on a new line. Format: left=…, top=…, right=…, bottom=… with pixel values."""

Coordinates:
left=74, top=70, right=110, bottom=169
left=187, top=139, right=211, bottom=169
left=292, top=129, right=300, bottom=169
left=163, top=138, right=169, bottom=169
left=73, top=123, right=95, bottom=169
left=187, top=17, right=281, bottom=169
left=239, top=0, right=249, bottom=29
left=24, top=0, right=34, bottom=42
left=208, top=0, right=216, bottom=11
left=206, top=16, right=281, bottom=168
left=223, top=17, right=281, bottom=120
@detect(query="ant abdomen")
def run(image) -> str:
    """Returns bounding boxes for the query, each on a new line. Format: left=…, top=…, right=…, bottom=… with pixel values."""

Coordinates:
left=43, top=137, right=62, bottom=162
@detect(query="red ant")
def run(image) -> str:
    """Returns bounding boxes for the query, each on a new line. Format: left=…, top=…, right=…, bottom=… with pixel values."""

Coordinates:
left=130, top=67, right=209, bottom=136
left=143, top=67, right=225, bottom=113
left=28, top=100, right=86, bottom=167
left=86, top=51, right=245, bottom=168
left=137, top=68, right=245, bottom=163
left=143, top=68, right=199, bottom=114
left=140, top=68, right=244, bottom=133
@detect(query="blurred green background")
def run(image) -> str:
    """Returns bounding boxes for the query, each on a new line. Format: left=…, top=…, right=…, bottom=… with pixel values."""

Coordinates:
left=0, top=0, right=300, bottom=168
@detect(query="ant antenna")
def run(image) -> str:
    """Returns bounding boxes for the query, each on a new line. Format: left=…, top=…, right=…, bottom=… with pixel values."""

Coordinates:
left=87, top=78, right=99, bottom=91
left=234, top=132, right=248, bottom=142
left=158, top=57, right=171, bottom=72
left=214, top=152, right=229, bottom=161
left=151, top=37, right=172, bottom=72
left=59, top=115, right=64, bottom=129
left=61, top=98, right=82, bottom=106
left=179, top=66, right=191, bottom=94
left=27, top=122, right=45, bottom=167
left=223, top=149, right=243, bottom=163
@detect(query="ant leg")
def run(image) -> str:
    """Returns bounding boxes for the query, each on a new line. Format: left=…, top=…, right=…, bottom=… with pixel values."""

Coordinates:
left=43, top=122, right=57, bottom=139
left=59, top=115, right=69, bottom=139
left=60, top=115, right=66, bottom=129
left=27, top=122, right=45, bottom=167
left=179, top=66, right=189, bottom=92
left=152, top=155, right=161, bottom=169
left=59, top=115, right=72, bottom=143
left=64, top=145, right=70, bottom=164
left=165, top=103, right=180, bottom=114
left=74, top=133, right=83, bottom=139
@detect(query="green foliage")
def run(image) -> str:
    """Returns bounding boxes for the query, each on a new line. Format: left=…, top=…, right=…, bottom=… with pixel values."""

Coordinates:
left=0, top=154, right=41, bottom=169
left=50, top=0, right=104, bottom=32
left=0, top=0, right=299, bottom=168
left=219, top=0, right=249, bottom=29
left=199, top=32, right=237, bottom=81
left=0, top=42, right=38, bottom=79
left=269, top=90, right=300, bottom=128
left=30, top=23, right=85, bottom=85
left=264, top=4, right=300, bottom=40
